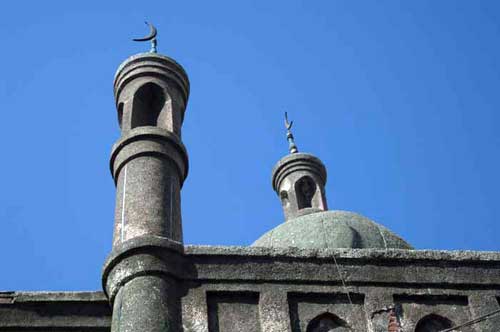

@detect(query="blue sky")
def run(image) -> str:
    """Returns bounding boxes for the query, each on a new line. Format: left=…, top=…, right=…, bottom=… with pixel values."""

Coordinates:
left=1, top=1, right=500, bottom=291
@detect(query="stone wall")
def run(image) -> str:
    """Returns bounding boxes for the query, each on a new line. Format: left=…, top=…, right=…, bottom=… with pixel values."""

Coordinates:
left=2, top=248, right=500, bottom=332
left=182, top=247, right=500, bottom=332
left=0, top=291, right=110, bottom=331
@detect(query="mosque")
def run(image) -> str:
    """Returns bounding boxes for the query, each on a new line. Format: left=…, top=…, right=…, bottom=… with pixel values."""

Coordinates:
left=1, top=26, right=500, bottom=332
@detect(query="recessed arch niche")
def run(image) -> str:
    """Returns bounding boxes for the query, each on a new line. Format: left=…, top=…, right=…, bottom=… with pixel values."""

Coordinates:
left=306, top=312, right=351, bottom=332
left=130, top=82, right=166, bottom=129
left=415, top=314, right=453, bottom=332
left=295, top=175, right=316, bottom=210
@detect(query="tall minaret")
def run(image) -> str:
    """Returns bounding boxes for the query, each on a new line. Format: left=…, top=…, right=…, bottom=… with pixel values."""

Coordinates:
left=272, top=113, right=328, bottom=221
left=102, top=25, right=189, bottom=332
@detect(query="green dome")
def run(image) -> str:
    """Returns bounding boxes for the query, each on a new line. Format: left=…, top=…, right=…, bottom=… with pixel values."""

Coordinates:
left=252, top=210, right=412, bottom=249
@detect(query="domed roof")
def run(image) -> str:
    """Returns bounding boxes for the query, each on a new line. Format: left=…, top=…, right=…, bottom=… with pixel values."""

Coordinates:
left=252, top=210, right=412, bottom=249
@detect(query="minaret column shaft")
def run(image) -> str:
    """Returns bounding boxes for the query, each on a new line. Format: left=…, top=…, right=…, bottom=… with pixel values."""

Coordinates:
left=110, top=127, right=187, bottom=246
left=111, top=276, right=176, bottom=332
left=103, top=53, right=190, bottom=332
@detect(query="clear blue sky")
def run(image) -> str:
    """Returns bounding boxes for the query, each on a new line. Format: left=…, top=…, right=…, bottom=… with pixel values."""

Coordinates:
left=1, top=1, right=500, bottom=291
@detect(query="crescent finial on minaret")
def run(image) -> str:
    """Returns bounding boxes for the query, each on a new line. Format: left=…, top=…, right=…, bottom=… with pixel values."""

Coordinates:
left=285, top=112, right=298, bottom=154
left=133, top=21, right=158, bottom=53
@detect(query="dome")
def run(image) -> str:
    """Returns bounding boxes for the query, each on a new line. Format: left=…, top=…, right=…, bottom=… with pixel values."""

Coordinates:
left=252, top=210, right=412, bottom=249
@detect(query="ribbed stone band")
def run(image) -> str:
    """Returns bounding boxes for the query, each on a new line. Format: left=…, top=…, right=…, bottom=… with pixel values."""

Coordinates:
left=110, top=126, right=189, bottom=186
left=102, top=236, right=187, bottom=304
left=271, top=152, right=327, bottom=193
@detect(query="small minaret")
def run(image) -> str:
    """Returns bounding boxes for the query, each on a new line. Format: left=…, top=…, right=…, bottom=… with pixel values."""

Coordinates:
left=102, top=25, right=189, bottom=332
left=272, top=113, right=328, bottom=221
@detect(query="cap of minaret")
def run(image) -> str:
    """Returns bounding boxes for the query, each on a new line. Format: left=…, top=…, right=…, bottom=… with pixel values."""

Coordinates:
left=272, top=152, right=328, bottom=221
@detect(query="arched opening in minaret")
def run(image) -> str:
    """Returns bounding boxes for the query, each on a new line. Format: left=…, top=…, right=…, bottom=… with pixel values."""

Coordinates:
left=306, top=312, right=350, bottom=332
left=415, top=314, right=453, bottom=332
left=131, top=82, right=165, bottom=128
left=117, top=102, right=124, bottom=129
left=280, top=191, right=290, bottom=207
left=295, top=176, right=316, bottom=210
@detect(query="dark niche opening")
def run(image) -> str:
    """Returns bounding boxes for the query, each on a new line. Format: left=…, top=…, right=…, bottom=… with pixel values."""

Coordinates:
left=415, top=314, right=453, bottom=332
left=280, top=191, right=290, bottom=207
left=131, top=82, right=165, bottom=128
left=295, top=176, right=316, bottom=210
left=306, top=312, right=350, bottom=332
left=117, top=102, right=124, bottom=129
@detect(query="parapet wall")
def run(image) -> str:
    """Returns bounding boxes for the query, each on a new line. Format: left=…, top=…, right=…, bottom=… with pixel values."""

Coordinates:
left=1, top=247, right=500, bottom=332
left=183, top=247, right=500, bottom=332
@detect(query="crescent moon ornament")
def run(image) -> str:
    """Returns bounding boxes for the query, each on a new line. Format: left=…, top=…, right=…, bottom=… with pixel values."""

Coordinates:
left=284, top=112, right=298, bottom=154
left=284, top=111, right=293, bottom=130
left=133, top=21, right=158, bottom=53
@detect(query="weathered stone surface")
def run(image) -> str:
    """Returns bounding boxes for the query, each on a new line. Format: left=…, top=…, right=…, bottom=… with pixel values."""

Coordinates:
left=106, top=51, right=191, bottom=332
left=207, top=292, right=261, bottom=332
left=289, top=292, right=366, bottom=331
left=180, top=247, right=500, bottom=331
left=102, top=235, right=187, bottom=303
left=259, top=290, right=292, bottom=332
left=113, top=52, right=189, bottom=136
left=112, top=275, right=180, bottom=332
left=185, top=245, right=500, bottom=261
left=272, top=152, right=328, bottom=221
left=396, top=294, right=474, bottom=331
left=3, top=247, right=500, bottom=331
left=468, top=293, right=500, bottom=331
left=110, top=126, right=188, bottom=183
left=0, top=291, right=111, bottom=330
left=253, top=210, right=413, bottom=249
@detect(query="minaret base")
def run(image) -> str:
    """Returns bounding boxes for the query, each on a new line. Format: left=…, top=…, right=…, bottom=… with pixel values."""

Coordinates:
left=103, top=236, right=188, bottom=332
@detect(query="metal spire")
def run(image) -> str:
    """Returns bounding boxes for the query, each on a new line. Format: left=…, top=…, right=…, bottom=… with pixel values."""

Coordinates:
left=284, top=112, right=298, bottom=154
left=133, top=21, right=158, bottom=53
